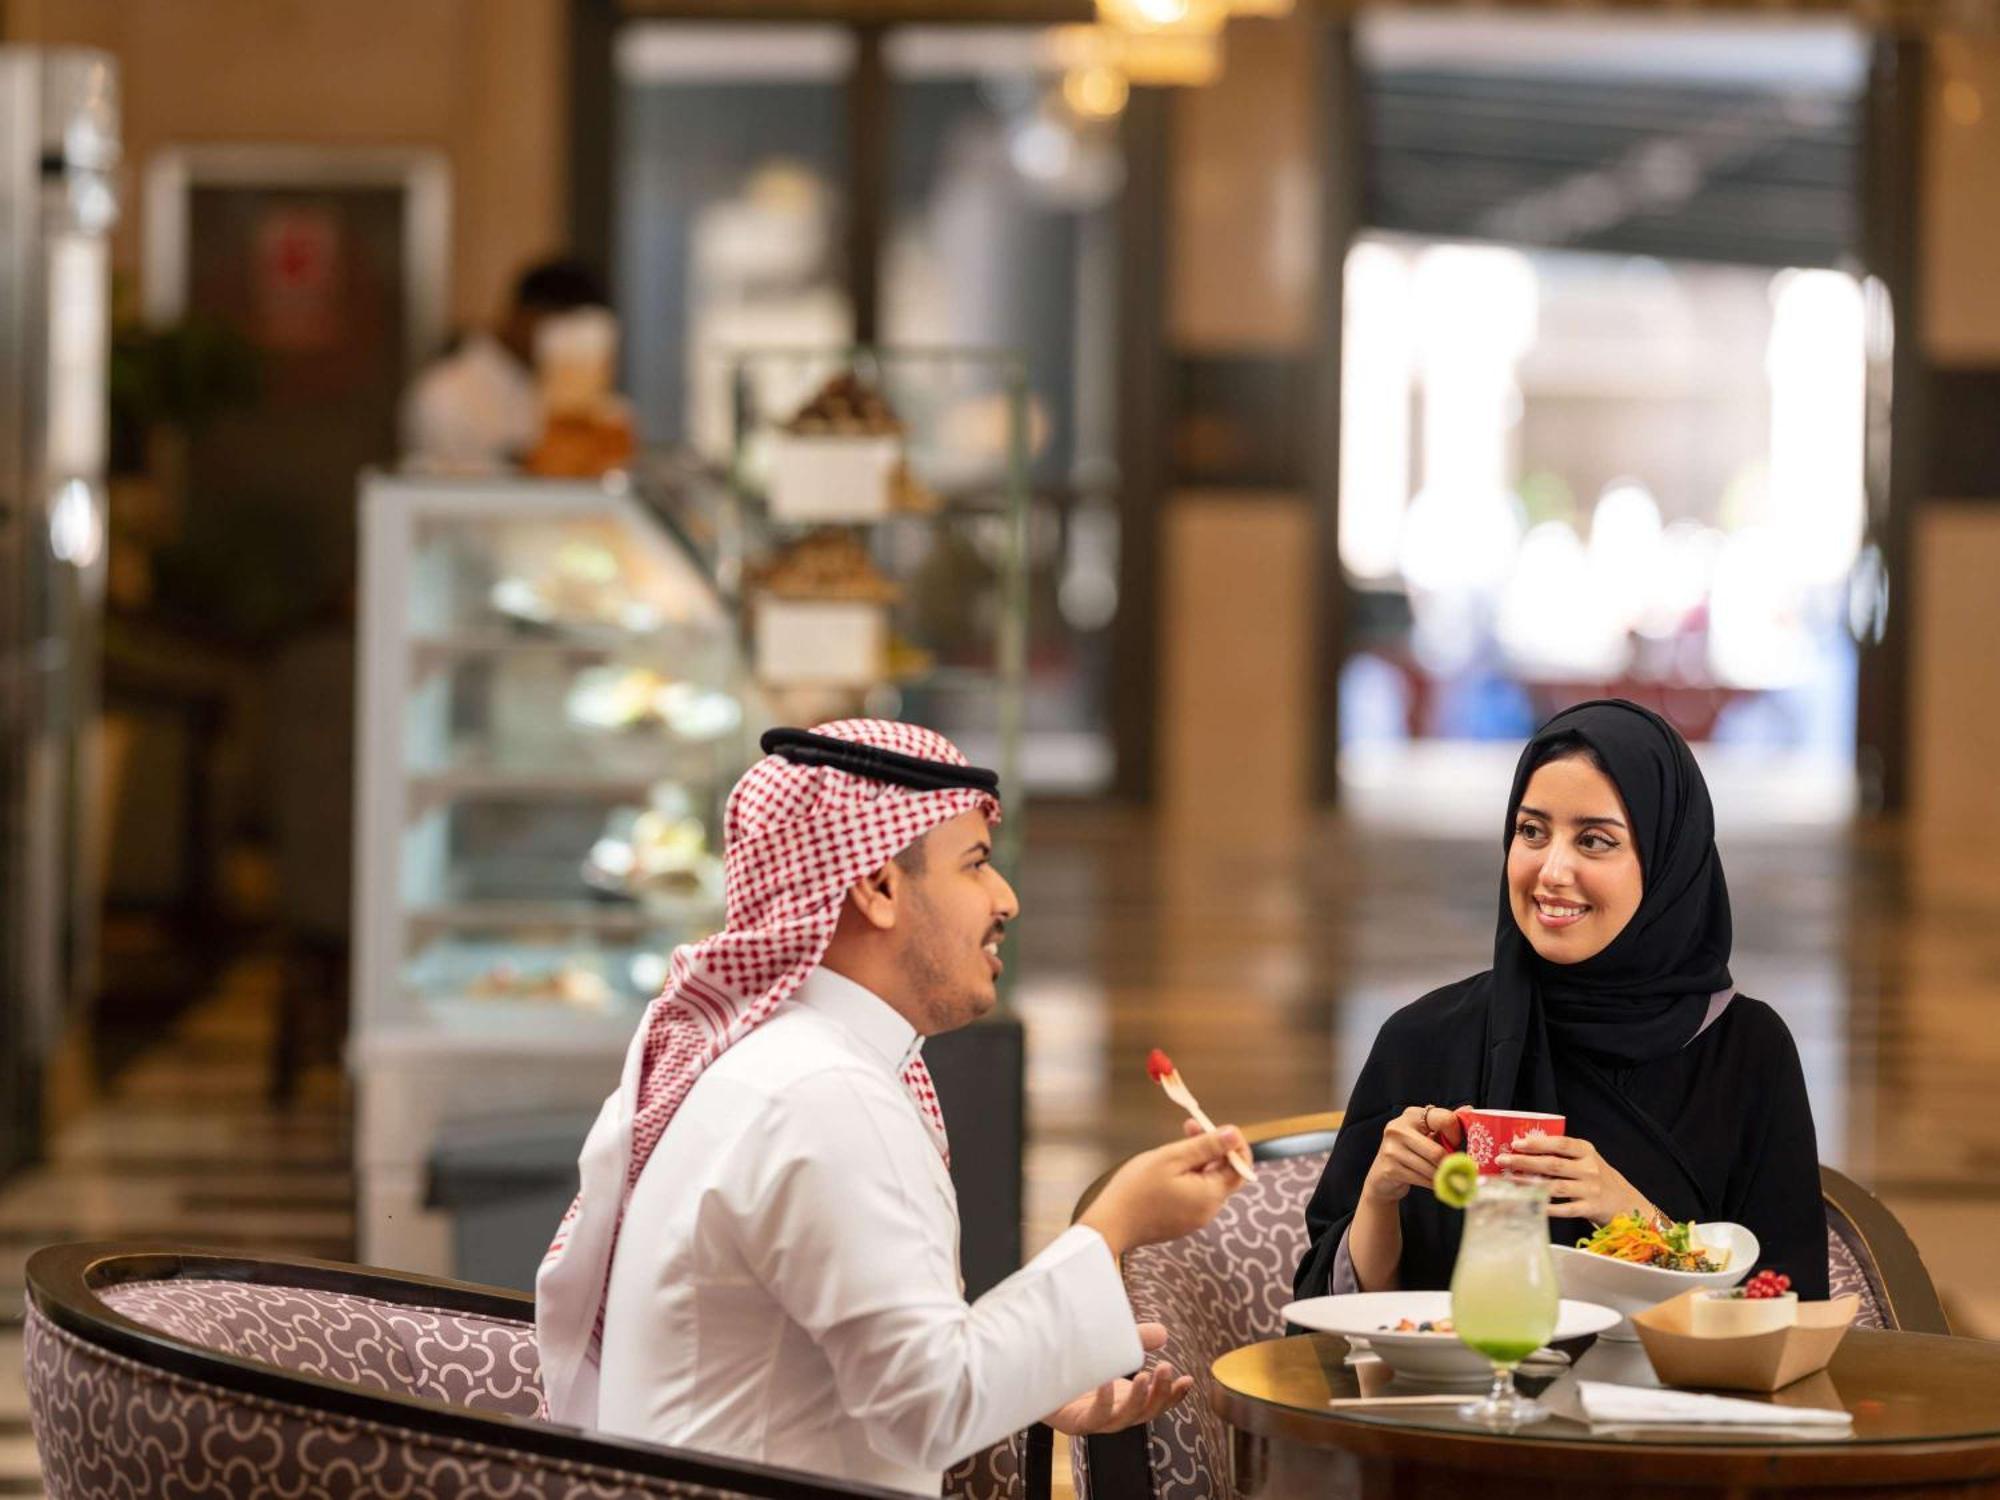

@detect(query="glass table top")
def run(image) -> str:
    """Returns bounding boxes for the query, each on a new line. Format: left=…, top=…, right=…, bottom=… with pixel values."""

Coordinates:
left=1213, top=1331, right=2000, bottom=1448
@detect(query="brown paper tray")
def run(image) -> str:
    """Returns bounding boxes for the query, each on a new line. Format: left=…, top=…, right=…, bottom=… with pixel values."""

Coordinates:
left=1632, top=1290, right=1860, bottom=1393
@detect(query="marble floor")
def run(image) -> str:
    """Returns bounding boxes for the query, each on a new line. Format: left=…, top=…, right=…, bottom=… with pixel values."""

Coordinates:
left=0, top=958, right=352, bottom=1498
left=1, top=806, right=1994, bottom=1496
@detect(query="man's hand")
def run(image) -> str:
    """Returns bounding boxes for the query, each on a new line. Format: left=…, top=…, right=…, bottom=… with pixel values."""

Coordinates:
left=1043, top=1323, right=1192, bottom=1436
left=1077, top=1126, right=1248, bottom=1258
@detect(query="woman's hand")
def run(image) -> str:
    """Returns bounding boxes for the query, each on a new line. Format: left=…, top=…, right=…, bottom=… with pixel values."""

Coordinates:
left=1497, top=1134, right=1655, bottom=1223
left=1361, top=1105, right=1467, bottom=1205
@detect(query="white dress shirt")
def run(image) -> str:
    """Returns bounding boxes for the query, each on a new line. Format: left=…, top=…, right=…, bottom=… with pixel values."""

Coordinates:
left=595, top=967, right=1144, bottom=1495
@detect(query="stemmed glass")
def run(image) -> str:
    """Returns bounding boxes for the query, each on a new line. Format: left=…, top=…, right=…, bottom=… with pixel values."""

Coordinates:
left=1449, top=1175, right=1560, bottom=1428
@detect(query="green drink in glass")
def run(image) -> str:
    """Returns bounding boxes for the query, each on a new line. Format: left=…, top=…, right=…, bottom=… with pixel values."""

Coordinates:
left=1449, top=1175, right=1559, bottom=1428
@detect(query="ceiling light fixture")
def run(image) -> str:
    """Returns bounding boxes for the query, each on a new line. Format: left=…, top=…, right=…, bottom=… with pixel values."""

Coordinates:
left=1054, top=22, right=1222, bottom=88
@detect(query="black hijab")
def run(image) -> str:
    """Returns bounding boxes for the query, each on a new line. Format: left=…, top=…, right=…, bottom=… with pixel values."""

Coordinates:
left=1485, top=698, right=1734, bottom=1110
left=1295, top=700, right=1827, bottom=1300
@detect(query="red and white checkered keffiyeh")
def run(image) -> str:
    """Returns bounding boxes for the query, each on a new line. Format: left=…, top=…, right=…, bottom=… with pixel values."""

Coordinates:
left=534, top=718, right=1001, bottom=1427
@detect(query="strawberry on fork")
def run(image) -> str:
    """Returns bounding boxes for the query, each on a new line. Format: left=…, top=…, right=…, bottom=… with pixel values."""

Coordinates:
left=1147, top=1049, right=1255, bottom=1182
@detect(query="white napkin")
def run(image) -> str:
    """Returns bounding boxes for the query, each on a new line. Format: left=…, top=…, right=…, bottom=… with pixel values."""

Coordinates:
left=1578, top=1381, right=1852, bottom=1429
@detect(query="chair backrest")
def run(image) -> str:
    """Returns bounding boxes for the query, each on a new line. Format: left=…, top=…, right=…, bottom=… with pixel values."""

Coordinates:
left=1821, top=1165, right=1950, bottom=1334
left=23, top=1242, right=937, bottom=1500
left=92, top=1268, right=1038, bottom=1498
left=942, top=1423, right=1048, bottom=1500
left=96, top=1277, right=545, bottom=1415
left=1072, top=1115, right=1339, bottom=1500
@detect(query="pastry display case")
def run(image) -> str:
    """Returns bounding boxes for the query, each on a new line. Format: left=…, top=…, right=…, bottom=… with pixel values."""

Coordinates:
left=351, top=472, right=762, bottom=1271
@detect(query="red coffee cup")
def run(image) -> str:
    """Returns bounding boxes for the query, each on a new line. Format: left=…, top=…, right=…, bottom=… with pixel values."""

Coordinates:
left=1453, top=1107, right=1566, bottom=1176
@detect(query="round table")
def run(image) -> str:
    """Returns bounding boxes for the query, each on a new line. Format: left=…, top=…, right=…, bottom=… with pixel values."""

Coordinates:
left=1211, top=1331, right=2000, bottom=1497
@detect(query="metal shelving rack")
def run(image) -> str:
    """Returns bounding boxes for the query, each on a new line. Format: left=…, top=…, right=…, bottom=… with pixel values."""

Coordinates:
left=722, top=344, right=1031, bottom=866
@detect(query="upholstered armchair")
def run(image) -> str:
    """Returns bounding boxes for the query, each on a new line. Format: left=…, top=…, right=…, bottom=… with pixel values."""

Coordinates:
left=1820, top=1162, right=1951, bottom=1336
left=1070, top=1114, right=1339, bottom=1500
left=23, top=1242, right=1045, bottom=1500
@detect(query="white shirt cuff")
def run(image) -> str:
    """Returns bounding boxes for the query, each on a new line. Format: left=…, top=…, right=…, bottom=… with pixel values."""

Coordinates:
left=1029, top=1224, right=1147, bottom=1375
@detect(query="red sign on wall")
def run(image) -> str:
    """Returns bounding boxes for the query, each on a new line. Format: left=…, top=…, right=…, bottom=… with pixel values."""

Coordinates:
left=253, top=207, right=343, bottom=352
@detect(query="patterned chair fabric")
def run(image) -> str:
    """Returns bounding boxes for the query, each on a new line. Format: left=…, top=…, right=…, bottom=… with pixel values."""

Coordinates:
left=1071, top=1151, right=1330, bottom=1500
left=95, top=1279, right=1027, bottom=1498
left=98, top=1279, right=545, bottom=1416
left=942, top=1422, right=1041, bottom=1500
left=25, top=1303, right=745, bottom=1500
left=27, top=1251, right=1037, bottom=1500
left=1826, top=1221, right=1888, bottom=1330
left=1819, top=1165, right=1949, bottom=1335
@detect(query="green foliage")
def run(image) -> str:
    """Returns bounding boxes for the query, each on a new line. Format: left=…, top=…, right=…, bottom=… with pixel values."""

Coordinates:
left=150, top=490, right=343, bottom=643
left=108, top=312, right=262, bottom=472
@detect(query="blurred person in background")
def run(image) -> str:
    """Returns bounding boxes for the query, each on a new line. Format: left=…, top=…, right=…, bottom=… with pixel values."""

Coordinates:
left=400, top=256, right=607, bottom=471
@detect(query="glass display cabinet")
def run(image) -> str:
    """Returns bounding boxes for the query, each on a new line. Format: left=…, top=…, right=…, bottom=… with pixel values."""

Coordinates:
left=351, top=472, right=763, bottom=1271
left=351, top=363, right=1034, bottom=1280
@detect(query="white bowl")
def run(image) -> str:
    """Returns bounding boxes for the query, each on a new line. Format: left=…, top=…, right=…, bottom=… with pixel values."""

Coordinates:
left=1549, top=1221, right=1757, bottom=1340
left=1282, top=1291, right=1622, bottom=1382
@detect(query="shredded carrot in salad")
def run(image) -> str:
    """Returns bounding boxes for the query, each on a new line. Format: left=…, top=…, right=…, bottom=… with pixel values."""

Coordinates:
left=1575, top=1212, right=1725, bottom=1273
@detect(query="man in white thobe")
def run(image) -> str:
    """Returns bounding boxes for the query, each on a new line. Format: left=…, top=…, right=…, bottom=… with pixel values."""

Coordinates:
left=537, top=721, right=1247, bottom=1494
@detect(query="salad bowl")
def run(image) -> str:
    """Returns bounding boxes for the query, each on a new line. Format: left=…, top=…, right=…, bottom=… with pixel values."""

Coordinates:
left=1550, top=1218, right=1757, bottom=1340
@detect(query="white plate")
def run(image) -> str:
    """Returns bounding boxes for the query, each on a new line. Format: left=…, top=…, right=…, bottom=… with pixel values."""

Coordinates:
left=1550, top=1221, right=1757, bottom=1340
left=1282, top=1291, right=1622, bottom=1382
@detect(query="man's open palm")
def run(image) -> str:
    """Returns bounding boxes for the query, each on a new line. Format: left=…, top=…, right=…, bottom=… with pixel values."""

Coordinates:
left=1042, top=1322, right=1192, bottom=1436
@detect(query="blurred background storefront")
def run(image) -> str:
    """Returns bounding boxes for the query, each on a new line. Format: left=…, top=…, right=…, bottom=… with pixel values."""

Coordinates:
left=1337, top=18, right=1872, bottom=822
left=5, top=3, right=2000, bottom=1485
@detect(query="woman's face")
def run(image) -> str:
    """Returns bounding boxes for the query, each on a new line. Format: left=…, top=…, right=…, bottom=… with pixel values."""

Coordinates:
left=1506, top=752, right=1643, bottom=964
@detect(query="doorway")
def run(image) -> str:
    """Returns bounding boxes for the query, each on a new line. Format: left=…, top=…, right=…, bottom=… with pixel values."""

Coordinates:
left=1333, top=14, right=1873, bottom=839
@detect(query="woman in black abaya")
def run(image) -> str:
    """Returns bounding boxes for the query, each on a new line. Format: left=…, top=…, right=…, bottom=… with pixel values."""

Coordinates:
left=1296, top=699, right=1827, bottom=1300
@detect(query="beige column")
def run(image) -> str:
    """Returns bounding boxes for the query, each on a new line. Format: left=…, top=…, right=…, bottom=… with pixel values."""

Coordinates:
left=1913, top=34, right=2000, bottom=893
left=1158, top=13, right=1322, bottom=845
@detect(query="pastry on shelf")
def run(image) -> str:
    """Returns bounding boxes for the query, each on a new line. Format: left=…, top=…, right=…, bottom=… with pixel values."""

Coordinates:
left=566, top=667, right=743, bottom=742
left=524, top=405, right=635, bottom=479
left=767, top=376, right=910, bottom=524
left=656, top=681, right=743, bottom=742
left=566, top=665, right=671, bottom=731
left=781, top=369, right=904, bottom=437
left=465, top=959, right=616, bottom=1011
left=489, top=538, right=660, bottom=633
left=747, top=529, right=901, bottom=605
left=524, top=307, right=636, bottom=478
left=889, top=460, right=942, bottom=515
left=582, top=790, right=724, bottom=909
